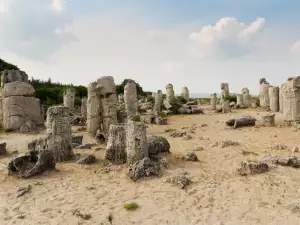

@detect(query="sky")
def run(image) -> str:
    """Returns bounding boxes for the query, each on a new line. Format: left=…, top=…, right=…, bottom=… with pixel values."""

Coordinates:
left=0, top=0, right=300, bottom=94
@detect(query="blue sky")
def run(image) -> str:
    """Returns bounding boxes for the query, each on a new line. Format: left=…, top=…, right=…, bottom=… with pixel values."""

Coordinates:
left=0, top=0, right=300, bottom=94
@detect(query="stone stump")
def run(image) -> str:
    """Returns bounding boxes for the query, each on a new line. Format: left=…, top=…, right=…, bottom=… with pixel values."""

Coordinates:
left=211, top=93, right=217, bottom=110
left=63, top=88, right=75, bottom=110
left=87, top=82, right=102, bottom=134
left=261, top=114, right=275, bottom=126
left=81, top=97, right=87, bottom=119
left=181, top=87, right=189, bottom=101
left=269, top=86, right=279, bottom=112
left=236, top=94, right=243, bottom=107
left=243, top=94, right=251, bottom=107
left=222, top=100, right=230, bottom=113
left=126, top=121, right=148, bottom=165
left=124, top=80, right=138, bottom=118
left=259, top=78, right=270, bottom=109
left=105, top=124, right=127, bottom=165
left=154, top=90, right=163, bottom=113
left=166, top=84, right=175, bottom=103
left=1, top=69, right=28, bottom=87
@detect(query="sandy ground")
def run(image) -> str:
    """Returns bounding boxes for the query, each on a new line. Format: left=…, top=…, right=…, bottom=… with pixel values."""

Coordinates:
left=1, top=108, right=300, bottom=225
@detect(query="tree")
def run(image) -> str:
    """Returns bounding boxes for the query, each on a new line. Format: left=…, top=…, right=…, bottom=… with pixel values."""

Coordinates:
left=116, top=79, right=146, bottom=97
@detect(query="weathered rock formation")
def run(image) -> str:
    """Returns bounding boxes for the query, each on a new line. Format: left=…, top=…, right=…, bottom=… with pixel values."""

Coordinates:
left=279, top=85, right=284, bottom=113
left=269, top=86, right=279, bottom=112
left=154, top=90, right=163, bottom=113
left=87, top=82, right=101, bottom=134
left=261, top=114, right=275, bottom=126
left=63, top=88, right=75, bottom=110
left=118, top=94, right=124, bottom=103
left=124, top=80, right=138, bottom=118
left=241, top=88, right=250, bottom=107
left=166, top=84, right=175, bottom=103
left=1, top=71, right=43, bottom=131
left=259, top=78, right=270, bottom=109
left=222, top=100, right=230, bottom=113
left=221, top=83, right=229, bottom=101
left=211, top=93, right=217, bottom=110
left=81, top=97, right=87, bottom=119
left=236, top=94, right=243, bottom=107
left=181, top=87, right=189, bottom=101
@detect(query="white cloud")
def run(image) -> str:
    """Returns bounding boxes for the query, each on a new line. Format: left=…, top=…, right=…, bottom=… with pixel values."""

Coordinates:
left=189, top=17, right=265, bottom=58
left=0, top=0, right=76, bottom=59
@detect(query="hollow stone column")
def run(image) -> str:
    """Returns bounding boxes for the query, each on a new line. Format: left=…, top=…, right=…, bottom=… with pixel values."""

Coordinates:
left=46, top=106, right=74, bottom=162
left=211, top=93, right=217, bottom=110
left=181, top=87, right=189, bottom=101
left=81, top=97, right=87, bottom=119
left=269, top=86, right=279, bottom=112
left=87, top=82, right=102, bottom=134
left=63, top=88, right=75, bottom=110
left=97, top=76, right=118, bottom=135
left=166, top=84, right=175, bottom=103
left=154, top=90, right=163, bottom=113
left=259, top=78, right=270, bottom=108
left=126, top=121, right=148, bottom=165
left=124, top=80, right=138, bottom=118
left=236, top=94, right=243, bottom=106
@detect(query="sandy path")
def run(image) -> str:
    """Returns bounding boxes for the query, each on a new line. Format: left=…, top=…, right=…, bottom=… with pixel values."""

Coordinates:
left=1, top=109, right=300, bottom=225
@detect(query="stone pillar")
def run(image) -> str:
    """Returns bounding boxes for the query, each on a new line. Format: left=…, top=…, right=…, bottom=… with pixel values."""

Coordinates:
left=259, top=78, right=270, bottom=108
left=236, top=94, right=243, bottom=106
left=241, top=88, right=250, bottom=107
left=126, top=120, right=148, bottom=165
left=46, top=106, right=74, bottom=162
left=279, top=85, right=283, bottom=113
left=211, top=93, right=217, bottom=110
left=87, top=82, right=102, bottom=134
left=222, top=100, right=230, bottom=113
left=63, top=88, right=75, bottom=110
left=118, top=94, right=124, bottom=103
left=152, top=92, right=156, bottom=99
left=269, top=86, right=279, bottom=112
left=221, top=83, right=229, bottom=101
left=81, top=97, right=87, bottom=119
left=181, top=87, right=189, bottom=101
left=166, top=83, right=175, bottom=103
left=124, top=80, right=138, bottom=118
left=154, top=90, right=163, bottom=113
left=97, top=76, right=118, bottom=135
left=1, top=69, right=28, bottom=87
left=105, top=124, right=127, bottom=165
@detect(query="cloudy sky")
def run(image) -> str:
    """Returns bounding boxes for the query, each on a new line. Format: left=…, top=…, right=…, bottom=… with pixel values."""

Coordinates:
left=0, top=0, right=300, bottom=94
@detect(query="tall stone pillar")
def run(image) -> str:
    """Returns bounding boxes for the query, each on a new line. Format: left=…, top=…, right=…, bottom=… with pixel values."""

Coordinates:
left=279, top=85, right=284, bottom=113
left=166, top=84, right=175, bottom=103
left=154, top=90, right=163, bottom=113
left=87, top=82, right=102, bottom=134
left=259, top=78, right=270, bottom=108
left=181, top=87, right=189, bottom=101
left=221, top=83, right=229, bottom=101
left=222, top=100, right=230, bottom=113
left=81, top=97, right=87, bottom=119
left=269, top=86, right=279, bottom=112
left=236, top=94, right=243, bottom=106
left=124, top=80, right=138, bottom=118
left=211, top=93, right=217, bottom=110
left=63, top=88, right=75, bottom=110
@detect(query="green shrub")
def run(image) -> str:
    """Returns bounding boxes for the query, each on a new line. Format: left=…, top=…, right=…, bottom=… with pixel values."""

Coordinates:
left=124, top=202, right=139, bottom=211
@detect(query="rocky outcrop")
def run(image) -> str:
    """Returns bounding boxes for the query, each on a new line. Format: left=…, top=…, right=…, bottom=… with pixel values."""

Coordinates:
left=81, top=97, right=87, bottom=119
left=63, top=88, right=75, bottom=110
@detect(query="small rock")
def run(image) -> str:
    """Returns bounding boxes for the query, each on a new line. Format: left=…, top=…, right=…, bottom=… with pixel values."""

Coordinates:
left=182, top=152, right=198, bottom=161
left=16, top=185, right=31, bottom=197
left=72, top=135, right=83, bottom=145
left=164, top=172, right=191, bottom=189
left=238, top=161, right=268, bottom=175
left=0, top=142, right=7, bottom=155
left=76, top=155, right=96, bottom=164
left=292, top=147, right=299, bottom=152
left=183, top=135, right=193, bottom=141
left=200, top=124, right=208, bottom=127
left=74, top=143, right=96, bottom=149
left=270, top=143, right=287, bottom=150
left=212, top=140, right=239, bottom=148
left=195, top=146, right=204, bottom=151
left=127, top=157, right=161, bottom=181
left=95, top=130, right=106, bottom=143
left=170, top=131, right=186, bottom=138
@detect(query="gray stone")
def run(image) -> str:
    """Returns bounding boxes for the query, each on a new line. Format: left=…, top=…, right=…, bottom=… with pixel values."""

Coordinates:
left=127, top=157, right=160, bottom=181
left=1, top=70, right=28, bottom=87
left=164, top=172, right=191, bottom=189
left=269, top=86, right=279, bottom=112
left=76, top=155, right=96, bottom=164
left=222, top=100, right=230, bottom=113
left=261, top=114, right=275, bottom=126
left=211, top=93, right=217, bottom=110
left=221, top=83, right=229, bottom=101
left=147, top=135, right=170, bottom=155
left=124, top=80, right=138, bottom=118
left=87, top=82, right=102, bottom=134
left=81, top=97, right=87, bottom=119
left=166, top=84, right=175, bottom=102
left=0, top=142, right=6, bottom=155
left=154, top=90, right=163, bottom=113
left=238, top=161, right=268, bottom=175
left=182, top=152, right=198, bottom=161
left=181, top=87, right=189, bottom=101
left=259, top=78, right=270, bottom=108
left=63, top=88, right=75, bottom=110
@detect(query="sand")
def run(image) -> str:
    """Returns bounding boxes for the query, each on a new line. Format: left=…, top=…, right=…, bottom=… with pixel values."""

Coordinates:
left=1, top=108, right=300, bottom=225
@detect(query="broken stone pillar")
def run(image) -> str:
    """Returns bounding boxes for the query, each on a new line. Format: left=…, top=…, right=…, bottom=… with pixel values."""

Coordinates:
left=261, top=114, right=275, bottom=126
left=124, top=80, right=138, bottom=118
left=126, top=120, right=148, bottom=165
left=236, top=94, right=243, bottom=107
left=181, top=87, right=189, bottom=101
left=87, top=82, right=102, bottom=134
left=81, top=97, right=87, bottom=119
left=259, top=78, right=270, bottom=109
left=1, top=69, right=28, bottom=87
left=279, top=85, right=284, bottom=113
left=2, top=77, right=44, bottom=131
left=97, top=76, right=118, bottom=135
left=63, top=88, right=75, bottom=110
left=46, top=106, right=74, bottom=162
left=105, top=124, right=127, bottom=165
left=281, top=77, right=300, bottom=121
left=241, top=88, right=250, bottom=107
left=166, top=84, right=175, bottom=103
left=221, top=83, right=229, bottom=101
left=222, top=100, right=230, bottom=113
left=269, top=86, right=279, bottom=112
left=211, top=93, right=217, bottom=110
left=154, top=90, right=163, bottom=113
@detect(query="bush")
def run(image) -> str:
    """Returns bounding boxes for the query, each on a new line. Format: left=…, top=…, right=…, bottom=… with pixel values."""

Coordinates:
left=176, top=96, right=187, bottom=104
left=124, top=202, right=139, bottom=211
left=223, top=94, right=237, bottom=103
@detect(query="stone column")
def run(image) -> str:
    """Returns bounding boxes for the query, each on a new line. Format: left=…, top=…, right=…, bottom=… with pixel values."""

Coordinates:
left=211, top=93, right=217, bottom=110
left=221, top=83, right=229, bottom=101
left=279, top=85, right=283, bottom=113
left=63, top=88, right=75, bottom=110
left=81, top=97, right=87, bottom=119
left=241, top=88, right=250, bottom=107
left=87, top=82, right=102, bottom=134
left=46, top=106, right=74, bottom=162
left=259, top=78, right=270, bottom=108
left=154, top=90, right=163, bottom=113
left=97, top=76, right=118, bottom=135
left=236, top=94, right=243, bottom=106
left=166, top=84, right=175, bottom=103
left=105, top=124, right=127, bottom=165
left=124, top=80, right=138, bottom=118
left=118, top=94, right=124, bottom=103
left=269, top=86, right=279, bottom=112
left=181, top=87, right=189, bottom=101
left=126, top=120, right=148, bottom=165
left=222, top=100, right=230, bottom=113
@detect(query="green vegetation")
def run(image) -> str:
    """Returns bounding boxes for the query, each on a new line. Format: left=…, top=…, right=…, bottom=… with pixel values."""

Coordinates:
left=124, top=202, right=139, bottom=211
left=223, top=94, right=237, bottom=103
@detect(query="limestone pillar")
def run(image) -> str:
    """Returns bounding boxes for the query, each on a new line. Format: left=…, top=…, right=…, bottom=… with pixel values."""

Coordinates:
left=166, top=84, right=175, bottom=103
left=279, top=85, right=284, bottom=113
left=222, top=100, right=230, bottom=113
left=97, top=76, right=118, bottom=135
left=126, top=120, right=148, bottom=165
left=221, top=83, right=229, bottom=101
left=87, top=82, right=102, bottom=134
left=236, top=94, right=243, bottom=106
left=46, top=106, right=74, bottom=162
left=181, top=87, right=189, bottom=101
left=154, top=90, right=163, bottom=113
left=124, top=80, right=138, bottom=118
left=63, top=88, right=75, bottom=110
left=259, top=78, right=270, bottom=108
left=118, top=94, right=124, bottom=103
left=211, top=93, right=217, bottom=110
left=269, top=86, right=279, bottom=112
left=81, top=97, right=87, bottom=119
